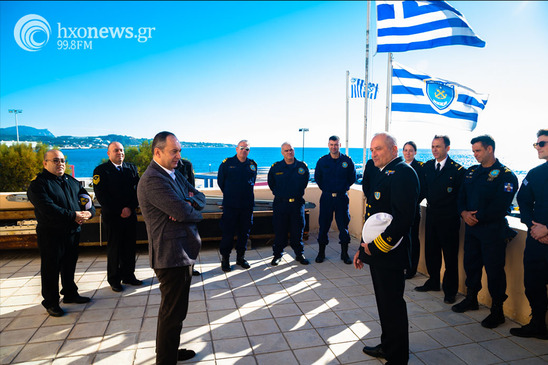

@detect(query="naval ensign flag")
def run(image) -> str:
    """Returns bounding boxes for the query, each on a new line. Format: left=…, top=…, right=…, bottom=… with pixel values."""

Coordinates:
left=391, top=62, right=488, bottom=131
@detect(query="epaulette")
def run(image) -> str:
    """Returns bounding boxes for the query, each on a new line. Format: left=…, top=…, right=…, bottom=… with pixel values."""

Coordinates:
left=222, top=158, right=228, bottom=163
left=303, top=161, right=308, bottom=167
left=30, top=175, right=37, bottom=182
left=450, top=161, right=463, bottom=170
left=249, top=159, right=257, bottom=165
left=271, top=162, right=277, bottom=167
left=418, top=161, right=424, bottom=166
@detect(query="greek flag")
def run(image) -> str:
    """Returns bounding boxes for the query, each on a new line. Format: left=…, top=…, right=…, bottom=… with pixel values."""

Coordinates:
left=351, top=78, right=378, bottom=99
left=391, top=62, right=488, bottom=131
left=377, top=1, right=485, bottom=53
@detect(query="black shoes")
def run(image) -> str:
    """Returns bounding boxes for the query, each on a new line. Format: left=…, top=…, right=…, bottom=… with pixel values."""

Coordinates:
left=111, top=284, right=123, bottom=292
left=295, top=255, right=310, bottom=265
left=236, top=257, right=251, bottom=269
left=316, top=244, right=326, bottom=263
left=362, top=344, right=386, bottom=359
left=221, top=256, right=231, bottom=272
left=271, top=256, right=282, bottom=266
left=192, top=269, right=201, bottom=276
left=510, top=321, right=548, bottom=339
left=414, top=281, right=440, bottom=292
left=444, top=295, right=457, bottom=304
left=452, top=296, right=479, bottom=313
left=481, top=305, right=505, bottom=328
left=46, top=305, right=65, bottom=317
left=177, top=348, right=196, bottom=361
left=122, top=278, right=143, bottom=286
left=404, top=270, right=416, bottom=279
left=62, top=295, right=91, bottom=304
left=340, top=243, right=352, bottom=264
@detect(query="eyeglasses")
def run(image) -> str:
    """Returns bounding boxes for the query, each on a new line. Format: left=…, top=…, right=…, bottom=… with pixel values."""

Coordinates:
left=46, top=158, right=65, bottom=164
left=239, top=147, right=250, bottom=151
left=533, top=141, right=547, bottom=148
left=283, top=149, right=294, bottom=152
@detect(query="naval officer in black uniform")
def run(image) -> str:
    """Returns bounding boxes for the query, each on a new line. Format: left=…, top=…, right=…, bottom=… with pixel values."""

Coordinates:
left=453, top=135, right=518, bottom=329
left=314, top=135, right=356, bottom=264
left=217, top=140, right=257, bottom=272
left=268, top=142, right=310, bottom=266
left=93, top=142, right=141, bottom=292
left=27, top=149, right=96, bottom=317
left=402, top=141, right=425, bottom=279
left=354, top=133, right=419, bottom=364
left=511, top=129, right=548, bottom=339
left=415, top=136, right=465, bottom=304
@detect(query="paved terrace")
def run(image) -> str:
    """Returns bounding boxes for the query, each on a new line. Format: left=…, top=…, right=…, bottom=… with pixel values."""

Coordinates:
left=1, top=233, right=547, bottom=365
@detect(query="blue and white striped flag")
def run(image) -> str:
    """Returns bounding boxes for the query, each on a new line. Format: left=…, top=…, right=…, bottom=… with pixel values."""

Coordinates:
left=351, top=78, right=378, bottom=99
left=391, top=62, right=488, bottom=131
left=377, top=1, right=485, bottom=53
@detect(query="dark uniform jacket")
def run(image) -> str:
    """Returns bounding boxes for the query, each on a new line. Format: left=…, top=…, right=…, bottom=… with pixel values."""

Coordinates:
left=458, top=159, right=518, bottom=225
left=27, top=169, right=96, bottom=233
left=137, top=161, right=205, bottom=269
left=176, top=158, right=195, bottom=187
left=314, top=153, right=356, bottom=193
left=93, top=161, right=139, bottom=221
left=410, top=159, right=425, bottom=203
left=217, top=155, right=257, bottom=209
left=267, top=159, right=309, bottom=201
left=423, top=157, right=465, bottom=217
left=360, top=157, right=419, bottom=269
left=517, top=161, right=548, bottom=229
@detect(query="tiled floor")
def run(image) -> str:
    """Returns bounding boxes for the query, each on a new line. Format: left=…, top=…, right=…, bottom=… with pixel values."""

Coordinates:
left=1, top=232, right=547, bottom=365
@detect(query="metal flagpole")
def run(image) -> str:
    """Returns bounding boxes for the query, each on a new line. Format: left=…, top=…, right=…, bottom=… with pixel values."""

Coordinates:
left=385, top=53, right=393, bottom=132
left=345, top=70, right=349, bottom=155
left=363, top=0, right=371, bottom=218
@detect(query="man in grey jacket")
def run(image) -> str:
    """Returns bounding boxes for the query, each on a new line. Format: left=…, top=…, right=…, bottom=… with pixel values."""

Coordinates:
left=137, top=131, right=206, bottom=365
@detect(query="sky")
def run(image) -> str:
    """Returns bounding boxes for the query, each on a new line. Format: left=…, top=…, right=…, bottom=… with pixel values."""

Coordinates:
left=1, top=1, right=547, bottom=166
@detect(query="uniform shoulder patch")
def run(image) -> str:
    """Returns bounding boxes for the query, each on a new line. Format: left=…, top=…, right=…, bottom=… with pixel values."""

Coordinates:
left=93, top=175, right=100, bottom=185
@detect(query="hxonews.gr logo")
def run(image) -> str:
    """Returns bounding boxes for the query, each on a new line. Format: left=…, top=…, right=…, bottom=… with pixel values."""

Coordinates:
left=14, top=14, right=51, bottom=52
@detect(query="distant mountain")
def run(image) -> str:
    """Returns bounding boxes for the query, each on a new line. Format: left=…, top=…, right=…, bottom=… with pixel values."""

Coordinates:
left=0, top=126, right=54, bottom=137
left=0, top=126, right=234, bottom=148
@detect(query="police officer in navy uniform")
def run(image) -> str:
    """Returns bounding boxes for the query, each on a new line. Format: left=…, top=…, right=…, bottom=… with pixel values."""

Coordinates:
left=355, top=133, right=419, bottom=364
left=453, top=135, right=518, bottom=329
left=268, top=142, right=310, bottom=266
left=27, top=149, right=96, bottom=317
left=93, top=142, right=141, bottom=292
left=511, top=129, right=548, bottom=339
left=315, top=135, right=356, bottom=264
left=402, top=141, right=425, bottom=279
left=415, top=136, right=465, bottom=305
left=217, top=140, right=257, bottom=272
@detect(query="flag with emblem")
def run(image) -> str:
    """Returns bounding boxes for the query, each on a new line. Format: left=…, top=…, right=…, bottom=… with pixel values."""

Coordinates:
left=391, top=61, right=488, bottom=131
left=376, top=1, right=485, bottom=53
left=351, top=78, right=379, bottom=99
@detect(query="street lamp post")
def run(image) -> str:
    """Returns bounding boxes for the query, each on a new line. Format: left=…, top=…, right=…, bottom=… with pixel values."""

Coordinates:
left=298, top=128, right=309, bottom=161
left=8, top=109, right=23, bottom=143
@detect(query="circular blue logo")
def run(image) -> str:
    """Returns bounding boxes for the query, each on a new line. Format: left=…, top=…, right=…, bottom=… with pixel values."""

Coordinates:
left=342, top=162, right=348, bottom=168
left=250, top=165, right=256, bottom=171
left=14, top=14, right=51, bottom=52
left=298, top=167, right=305, bottom=175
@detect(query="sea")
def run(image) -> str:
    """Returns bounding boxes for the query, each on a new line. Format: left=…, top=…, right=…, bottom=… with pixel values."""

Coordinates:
left=61, top=147, right=532, bottom=181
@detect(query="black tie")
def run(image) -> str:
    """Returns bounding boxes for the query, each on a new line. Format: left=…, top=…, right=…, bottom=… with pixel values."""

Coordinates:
left=117, top=166, right=122, bottom=172
left=436, top=163, right=441, bottom=174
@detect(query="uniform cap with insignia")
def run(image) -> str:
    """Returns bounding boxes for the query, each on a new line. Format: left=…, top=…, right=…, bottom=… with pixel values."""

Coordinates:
left=362, top=213, right=403, bottom=248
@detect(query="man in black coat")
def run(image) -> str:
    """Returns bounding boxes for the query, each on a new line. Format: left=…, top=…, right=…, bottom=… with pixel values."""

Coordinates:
left=93, top=142, right=141, bottom=292
left=511, top=129, right=548, bottom=339
left=415, top=136, right=465, bottom=305
left=354, top=133, right=419, bottom=364
left=27, top=149, right=96, bottom=317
